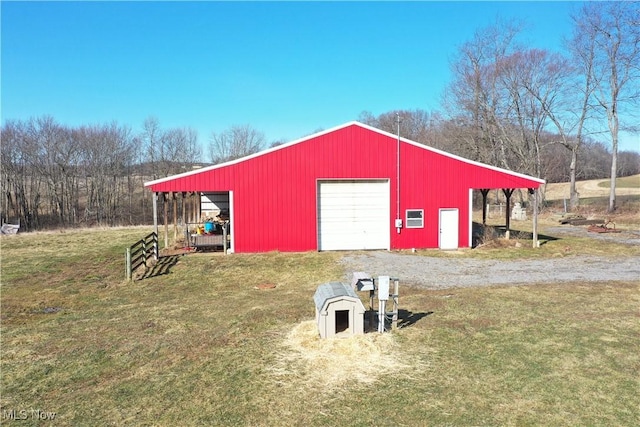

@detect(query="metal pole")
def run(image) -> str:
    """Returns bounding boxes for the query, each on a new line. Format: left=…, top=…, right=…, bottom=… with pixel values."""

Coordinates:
left=532, top=188, right=539, bottom=248
left=392, top=279, right=399, bottom=330
left=396, top=114, right=401, bottom=234
left=223, top=221, right=228, bottom=255
left=369, top=290, right=375, bottom=330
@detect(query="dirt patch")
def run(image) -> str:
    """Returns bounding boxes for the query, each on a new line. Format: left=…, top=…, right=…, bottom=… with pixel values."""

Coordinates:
left=545, top=224, right=640, bottom=246
left=475, top=238, right=526, bottom=249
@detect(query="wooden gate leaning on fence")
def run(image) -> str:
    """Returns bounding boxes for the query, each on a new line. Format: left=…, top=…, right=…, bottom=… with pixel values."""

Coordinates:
left=125, top=232, right=158, bottom=281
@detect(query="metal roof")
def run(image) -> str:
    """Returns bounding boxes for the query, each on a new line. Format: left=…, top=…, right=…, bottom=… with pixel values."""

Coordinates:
left=313, top=282, right=360, bottom=312
left=144, top=121, right=545, bottom=189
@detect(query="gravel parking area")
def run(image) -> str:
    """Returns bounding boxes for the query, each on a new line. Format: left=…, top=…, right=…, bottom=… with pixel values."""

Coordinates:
left=340, top=223, right=640, bottom=289
left=340, top=252, right=640, bottom=290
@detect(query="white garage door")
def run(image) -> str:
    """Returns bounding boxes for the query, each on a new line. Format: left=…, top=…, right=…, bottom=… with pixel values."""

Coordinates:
left=318, top=180, right=390, bottom=251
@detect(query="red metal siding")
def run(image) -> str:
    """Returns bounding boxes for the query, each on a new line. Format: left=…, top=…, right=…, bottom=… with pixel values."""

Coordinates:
left=147, top=123, right=543, bottom=252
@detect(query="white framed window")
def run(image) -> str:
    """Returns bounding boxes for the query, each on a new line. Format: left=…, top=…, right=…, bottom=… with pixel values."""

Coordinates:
left=406, top=209, right=424, bottom=228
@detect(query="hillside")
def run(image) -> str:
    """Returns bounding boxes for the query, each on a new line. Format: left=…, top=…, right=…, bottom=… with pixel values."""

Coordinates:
left=545, top=174, right=640, bottom=201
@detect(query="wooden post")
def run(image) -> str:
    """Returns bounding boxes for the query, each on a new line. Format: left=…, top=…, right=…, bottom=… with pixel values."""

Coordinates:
left=530, top=188, right=539, bottom=248
left=125, top=247, right=132, bottom=281
left=142, top=237, right=146, bottom=267
left=153, top=231, right=158, bottom=261
left=196, top=192, right=202, bottom=222
left=181, top=192, right=187, bottom=230
left=172, top=192, right=178, bottom=242
left=152, top=193, right=159, bottom=260
left=163, top=193, right=169, bottom=249
left=502, top=188, right=514, bottom=239
left=480, top=189, right=490, bottom=225
left=191, top=192, right=197, bottom=223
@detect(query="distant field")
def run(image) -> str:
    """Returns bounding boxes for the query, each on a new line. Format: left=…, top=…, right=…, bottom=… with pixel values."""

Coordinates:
left=598, top=174, right=640, bottom=189
left=545, top=174, right=640, bottom=200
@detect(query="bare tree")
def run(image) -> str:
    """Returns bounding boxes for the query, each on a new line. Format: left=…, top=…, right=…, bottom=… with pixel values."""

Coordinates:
left=208, top=124, right=265, bottom=164
left=444, top=19, right=525, bottom=168
left=141, top=116, right=164, bottom=180
left=358, top=109, right=435, bottom=146
left=140, top=117, right=203, bottom=177
left=557, top=17, right=601, bottom=210
left=540, top=140, right=570, bottom=183
left=516, top=48, right=593, bottom=210
left=579, top=140, right=613, bottom=180
left=495, top=49, right=555, bottom=179
left=573, top=2, right=640, bottom=212
left=446, top=19, right=563, bottom=182
left=0, top=120, right=44, bottom=229
left=159, top=127, right=202, bottom=176
left=270, top=138, right=288, bottom=148
left=24, top=116, right=82, bottom=226
left=76, top=122, right=136, bottom=225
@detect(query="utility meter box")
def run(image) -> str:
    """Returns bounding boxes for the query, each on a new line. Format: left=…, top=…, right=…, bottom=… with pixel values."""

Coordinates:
left=351, top=272, right=374, bottom=292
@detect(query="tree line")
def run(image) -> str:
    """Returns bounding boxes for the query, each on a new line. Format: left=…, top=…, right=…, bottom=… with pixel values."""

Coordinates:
left=369, top=3, right=640, bottom=212
left=358, top=109, right=639, bottom=184
left=0, top=113, right=288, bottom=230
left=2, top=107, right=636, bottom=231
left=1, top=2, right=638, bottom=230
left=439, top=2, right=639, bottom=213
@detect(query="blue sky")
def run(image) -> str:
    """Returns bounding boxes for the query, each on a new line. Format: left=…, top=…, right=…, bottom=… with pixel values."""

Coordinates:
left=2, top=1, right=637, bottom=152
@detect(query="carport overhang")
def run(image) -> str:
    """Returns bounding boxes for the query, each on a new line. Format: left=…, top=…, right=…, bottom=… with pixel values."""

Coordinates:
left=475, top=184, right=544, bottom=248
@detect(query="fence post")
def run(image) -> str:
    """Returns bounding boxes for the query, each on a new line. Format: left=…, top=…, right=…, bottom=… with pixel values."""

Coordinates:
left=125, top=247, right=132, bottom=281
left=142, top=238, right=147, bottom=267
left=153, top=232, right=158, bottom=260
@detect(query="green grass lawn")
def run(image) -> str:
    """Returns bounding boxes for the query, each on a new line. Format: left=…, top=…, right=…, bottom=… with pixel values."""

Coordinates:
left=1, top=227, right=639, bottom=426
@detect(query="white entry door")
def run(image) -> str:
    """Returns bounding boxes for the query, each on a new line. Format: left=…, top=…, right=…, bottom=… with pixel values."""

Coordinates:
left=439, top=208, right=459, bottom=250
left=317, top=180, right=390, bottom=251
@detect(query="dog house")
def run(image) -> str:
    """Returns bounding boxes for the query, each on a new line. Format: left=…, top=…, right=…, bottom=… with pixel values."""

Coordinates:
left=314, top=282, right=365, bottom=339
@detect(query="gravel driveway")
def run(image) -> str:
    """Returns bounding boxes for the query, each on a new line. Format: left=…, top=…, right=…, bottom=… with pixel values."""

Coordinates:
left=340, top=223, right=640, bottom=289
left=340, top=252, right=640, bottom=290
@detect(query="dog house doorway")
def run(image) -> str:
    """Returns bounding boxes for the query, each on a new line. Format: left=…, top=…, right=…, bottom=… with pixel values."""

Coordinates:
left=335, top=310, right=349, bottom=334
